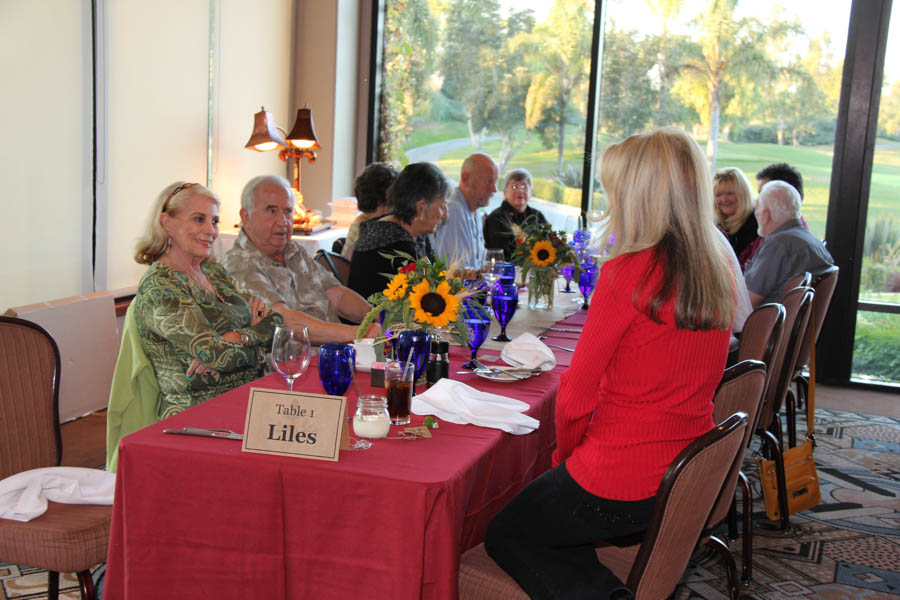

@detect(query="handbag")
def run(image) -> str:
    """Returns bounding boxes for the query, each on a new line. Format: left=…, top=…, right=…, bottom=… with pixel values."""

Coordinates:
left=756, top=311, right=822, bottom=521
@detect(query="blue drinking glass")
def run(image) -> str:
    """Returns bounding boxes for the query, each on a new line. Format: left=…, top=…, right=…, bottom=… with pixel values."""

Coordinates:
left=560, top=263, right=575, bottom=293
left=462, top=300, right=490, bottom=369
left=491, top=282, right=519, bottom=342
left=578, top=262, right=597, bottom=310
left=464, top=278, right=488, bottom=306
left=396, top=330, right=431, bottom=394
left=318, top=344, right=356, bottom=396
left=497, top=262, right=516, bottom=286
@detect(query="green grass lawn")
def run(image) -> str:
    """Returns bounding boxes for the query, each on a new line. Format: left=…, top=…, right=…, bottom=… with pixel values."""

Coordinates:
left=402, top=125, right=900, bottom=240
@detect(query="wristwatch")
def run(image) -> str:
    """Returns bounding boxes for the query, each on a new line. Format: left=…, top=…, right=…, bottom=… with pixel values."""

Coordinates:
left=239, top=332, right=251, bottom=346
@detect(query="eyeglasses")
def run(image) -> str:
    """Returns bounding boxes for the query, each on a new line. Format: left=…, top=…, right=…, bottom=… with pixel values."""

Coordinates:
left=507, top=183, right=529, bottom=191
left=163, top=183, right=198, bottom=213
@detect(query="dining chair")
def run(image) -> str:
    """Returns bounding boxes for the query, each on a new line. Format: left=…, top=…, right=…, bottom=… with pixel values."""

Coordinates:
left=736, top=303, right=785, bottom=401
left=787, top=266, right=839, bottom=418
left=753, top=286, right=814, bottom=531
left=781, top=272, right=812, bottom=299
left=706, top=360, right=767, bottom=590
left=331, top=236, right=346, bottom=255
left=458, top=413, right=749, bottom=600
left=314, top=248, right=351, bottom=287
left=0, top=316, right=111, bottom=600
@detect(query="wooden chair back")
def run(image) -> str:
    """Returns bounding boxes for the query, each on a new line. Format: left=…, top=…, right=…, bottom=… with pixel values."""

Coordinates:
left=795, top=266, right=839, bottom=369
left=781, top=272, right=811, bottom=300
left=0, top=316, right=62, bottom=479
left=757, top=286, right=814, bottom=435
left=315, top=249, right=351, bottom=287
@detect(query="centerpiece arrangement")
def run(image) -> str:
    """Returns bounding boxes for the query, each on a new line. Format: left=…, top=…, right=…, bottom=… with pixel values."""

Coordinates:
left=510, top=218, right=581, bottom=310
left=356, top=252, right=477, bottom=347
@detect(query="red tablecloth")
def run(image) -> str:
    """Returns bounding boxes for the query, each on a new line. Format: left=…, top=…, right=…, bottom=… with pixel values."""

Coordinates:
left=103, top=341, right=569, bottom=599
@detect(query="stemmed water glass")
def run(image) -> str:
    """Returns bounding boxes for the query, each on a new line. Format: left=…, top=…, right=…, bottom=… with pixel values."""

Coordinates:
left=271, top=325, right=311, bottom=391
left=482, top=248, right=505, bottom=306
left=462, top=300, right=490, bottom=369
left=578, top=261, right=597, bottom=311
left=491, top=282, right=519, bottom=342
left=560, top=263, right=575, bottom=293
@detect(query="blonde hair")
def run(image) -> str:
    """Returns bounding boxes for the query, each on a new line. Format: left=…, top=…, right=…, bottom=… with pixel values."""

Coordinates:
left=713, top=167, right=755, bottom=235
left=597, top=127, right=734, bottom=330
left=134, top=181, right=220, bottom=265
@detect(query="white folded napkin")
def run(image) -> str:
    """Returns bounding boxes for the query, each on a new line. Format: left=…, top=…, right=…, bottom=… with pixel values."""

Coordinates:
left=0, top=467, right=116, bottom=522
left=411, top=378, right=539, bottom=435
left=501, top=332, right=557, bottom=371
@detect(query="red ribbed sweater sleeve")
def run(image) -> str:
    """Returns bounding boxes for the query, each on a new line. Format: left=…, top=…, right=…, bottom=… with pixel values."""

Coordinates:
left=553, top=250, right=729, bottom=500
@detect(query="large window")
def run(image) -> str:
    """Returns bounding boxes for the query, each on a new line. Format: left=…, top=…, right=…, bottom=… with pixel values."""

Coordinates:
left=374, top=0, right=896, bottom=389
left=853, top=4, right=900, bottom=384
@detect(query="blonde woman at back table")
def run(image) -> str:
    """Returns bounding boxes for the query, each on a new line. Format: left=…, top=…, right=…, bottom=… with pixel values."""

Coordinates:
left=714, top=167, right=761, bottom=269
left=485, top=128, right=736, bottom=599
left=131, top=181, right=282, bottom=419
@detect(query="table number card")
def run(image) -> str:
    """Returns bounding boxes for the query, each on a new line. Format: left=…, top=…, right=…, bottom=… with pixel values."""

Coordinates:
left=242, top=388, right=349, bottom=461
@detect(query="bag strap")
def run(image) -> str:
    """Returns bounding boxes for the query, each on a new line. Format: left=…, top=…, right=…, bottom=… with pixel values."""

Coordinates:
left=807, top=309, right=816, bottom=443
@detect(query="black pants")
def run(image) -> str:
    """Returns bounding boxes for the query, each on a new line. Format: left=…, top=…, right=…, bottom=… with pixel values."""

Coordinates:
left=484, top=463, right=656, bottom=600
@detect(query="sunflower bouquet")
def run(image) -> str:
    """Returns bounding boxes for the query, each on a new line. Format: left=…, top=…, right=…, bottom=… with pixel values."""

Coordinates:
left=355, top=252, right=476, bottom=346
left=510, top=218, right=581, bottom=310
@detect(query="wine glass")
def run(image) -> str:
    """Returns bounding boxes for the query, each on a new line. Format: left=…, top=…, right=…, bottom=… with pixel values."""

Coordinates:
left=578, top=261, right=597, bottom=311
left=462, top=300, right=490, bottom=369
left=491, top=282, right=519, bottom=342
left=560, top=263, right=575, bottom=293
left=271, top=325, right=311, bottom=391
left=318, top=344, right=356, bottom=396
left=482, top=248, right=505, bottom=306
left=396, top=330, right=431, bottom=394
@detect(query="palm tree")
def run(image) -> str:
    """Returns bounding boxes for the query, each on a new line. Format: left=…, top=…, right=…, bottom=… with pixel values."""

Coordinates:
left=522, top=0, right=592, bottom=174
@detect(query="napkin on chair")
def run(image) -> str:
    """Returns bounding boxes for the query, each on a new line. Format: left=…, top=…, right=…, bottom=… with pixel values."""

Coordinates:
left=411, top=378, right=539, bottom=435
left=0, top=467, right=116, bottom=522
left=501, top=332, right=557, bottom=371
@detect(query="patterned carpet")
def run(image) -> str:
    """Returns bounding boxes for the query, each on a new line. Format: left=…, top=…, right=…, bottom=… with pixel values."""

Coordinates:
left=677, top=408, right=900, bottom=600
left=1, top=409, right=897, bottom=599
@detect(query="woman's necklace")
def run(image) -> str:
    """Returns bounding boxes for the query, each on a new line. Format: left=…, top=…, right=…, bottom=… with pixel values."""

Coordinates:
left=160, top=256, right=225, bottom=303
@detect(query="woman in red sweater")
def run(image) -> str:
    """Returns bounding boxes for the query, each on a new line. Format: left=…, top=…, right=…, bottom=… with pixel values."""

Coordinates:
left=484, top=128, right=735, bottom=599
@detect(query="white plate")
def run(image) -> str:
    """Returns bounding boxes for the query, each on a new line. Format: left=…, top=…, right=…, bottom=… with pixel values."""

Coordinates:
left=474, top=369, right=532, bottom=383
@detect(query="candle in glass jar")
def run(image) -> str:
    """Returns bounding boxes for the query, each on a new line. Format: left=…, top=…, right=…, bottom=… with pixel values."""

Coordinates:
left=353, top=413, right=390, bottom=438
left=353, top=395, right=391, bottom=439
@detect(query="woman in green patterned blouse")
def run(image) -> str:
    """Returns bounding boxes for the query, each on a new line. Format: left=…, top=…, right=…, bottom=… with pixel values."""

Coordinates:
left=133, top=181, right=283, bottom=419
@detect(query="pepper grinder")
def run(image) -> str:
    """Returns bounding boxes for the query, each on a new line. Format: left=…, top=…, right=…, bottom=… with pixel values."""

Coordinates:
left=426, top=339, right=450, bottom=386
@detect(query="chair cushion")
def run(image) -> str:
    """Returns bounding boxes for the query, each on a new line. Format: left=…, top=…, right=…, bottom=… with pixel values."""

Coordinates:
left=0, top=501, right=111, bottom=573
left=459, top=543, right=528, bottom=600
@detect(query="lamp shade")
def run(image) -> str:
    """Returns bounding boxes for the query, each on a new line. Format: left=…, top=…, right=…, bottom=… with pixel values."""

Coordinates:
left=286, top=106, right=321, bottom=150
left=244, top=106, right=286, bottom=151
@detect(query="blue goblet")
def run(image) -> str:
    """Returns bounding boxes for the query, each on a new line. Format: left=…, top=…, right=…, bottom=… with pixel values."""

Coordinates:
left=497, top=262, right=516, bottom=286
left=491, top=282, right=519, bottom=342
left=396, top=330, right=431, bottom=394
left=318, top=344, right=356, bottom=396
left=578, top=262, right=597, bottom=311
left=560, top=264, right=575, bottom=293
left=464, top=278, right=488, bottom=306
left=462, top=300, right=490, bottom=369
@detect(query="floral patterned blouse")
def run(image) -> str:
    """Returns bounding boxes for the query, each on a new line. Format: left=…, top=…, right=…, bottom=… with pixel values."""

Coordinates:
left=133, top=261, right=282, bottom=419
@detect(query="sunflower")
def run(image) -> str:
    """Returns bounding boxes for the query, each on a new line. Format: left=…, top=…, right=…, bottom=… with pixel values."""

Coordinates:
left=530, top=240, right=557, bottom=267
left=408, top=280, right=460, bottom=328
left=384, top=272, right=409, bottom=301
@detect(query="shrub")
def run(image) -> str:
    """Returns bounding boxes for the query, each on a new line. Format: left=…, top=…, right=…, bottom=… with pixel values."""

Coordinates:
left=852, top=311, right=900, bottom=383
left=733, top=125, right=778, bottom=144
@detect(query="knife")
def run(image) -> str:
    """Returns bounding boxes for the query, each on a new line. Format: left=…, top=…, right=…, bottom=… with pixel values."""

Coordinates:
left=163, top=427, right=243, bottom=440
left=548, top=327, right=582, bottom=333
left=545, top=343, right=576, bottom=353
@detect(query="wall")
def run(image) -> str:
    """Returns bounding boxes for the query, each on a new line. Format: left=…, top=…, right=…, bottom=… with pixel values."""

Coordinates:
left=291, top=0, right=359, bottom=217
left=0, top=0, right=295, bottom=308
left=0, top=1, right=93, bottom=309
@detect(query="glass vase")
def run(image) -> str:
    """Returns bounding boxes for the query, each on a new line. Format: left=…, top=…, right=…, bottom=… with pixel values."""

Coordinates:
left=527, top=267, right=556, bottom=310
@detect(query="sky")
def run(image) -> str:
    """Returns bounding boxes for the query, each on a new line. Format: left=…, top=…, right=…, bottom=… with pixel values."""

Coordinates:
left=500, top=0, right=899, bottom=86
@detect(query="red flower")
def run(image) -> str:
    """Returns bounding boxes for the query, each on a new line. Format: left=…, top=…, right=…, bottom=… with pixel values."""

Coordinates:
left=399, top=262, right=417, bottom=274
